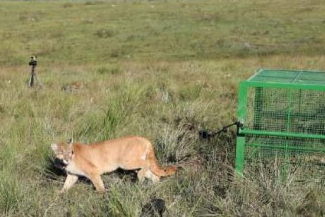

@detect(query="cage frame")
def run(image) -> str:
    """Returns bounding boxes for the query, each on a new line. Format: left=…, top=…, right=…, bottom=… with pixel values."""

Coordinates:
left=235, top=68, right=325, bottom=174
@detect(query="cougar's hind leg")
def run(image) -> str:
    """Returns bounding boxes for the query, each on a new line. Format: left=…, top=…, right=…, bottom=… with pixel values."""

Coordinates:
left=137, top=168, right=160, bottom=183
left=137, top=169, right=160, bottom=183
left=146, top=170, right=160, bottom=183
left=137, top=168, right=146, bottom=183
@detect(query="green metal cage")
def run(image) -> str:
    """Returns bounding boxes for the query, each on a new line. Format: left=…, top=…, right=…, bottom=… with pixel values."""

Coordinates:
left=235, top=69, right=325, bottom=177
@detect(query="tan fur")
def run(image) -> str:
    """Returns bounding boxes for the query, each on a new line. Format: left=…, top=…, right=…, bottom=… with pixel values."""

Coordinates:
left=51, top=136, right=177, bottom=192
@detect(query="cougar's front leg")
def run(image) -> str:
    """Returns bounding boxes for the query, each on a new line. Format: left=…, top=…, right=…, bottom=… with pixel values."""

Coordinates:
left=61, top=174, right=78, bottom=193
left=89, top=174, right=106, bottom=192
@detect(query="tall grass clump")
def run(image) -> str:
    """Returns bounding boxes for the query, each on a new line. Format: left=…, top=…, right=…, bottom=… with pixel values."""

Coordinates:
left=0, top=172, right=24, bottom=215
left=96, top=64, right=121, bottom=75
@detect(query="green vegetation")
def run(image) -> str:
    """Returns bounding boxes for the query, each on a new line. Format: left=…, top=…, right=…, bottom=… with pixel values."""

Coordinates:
left=1, top=0, right=325, bottom=65
left=0, top=0, right=324, bottom=216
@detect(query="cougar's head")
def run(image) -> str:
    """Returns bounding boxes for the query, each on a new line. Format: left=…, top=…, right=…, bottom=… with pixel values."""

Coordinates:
left=51, top=139, right=74, bottom=165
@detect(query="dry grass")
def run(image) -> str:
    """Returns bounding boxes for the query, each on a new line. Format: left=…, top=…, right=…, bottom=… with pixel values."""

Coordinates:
left=0, top=56, right=324, bottom=216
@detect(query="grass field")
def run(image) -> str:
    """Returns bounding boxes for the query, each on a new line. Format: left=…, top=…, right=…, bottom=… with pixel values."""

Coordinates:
left=0, top=0, right=325, bottom=216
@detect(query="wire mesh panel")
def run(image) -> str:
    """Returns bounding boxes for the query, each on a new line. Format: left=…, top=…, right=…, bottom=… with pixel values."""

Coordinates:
left=235, top=69, right=325, bottom=178
left=245, top=87, right=325, bottom=135
left=244, top=135, right=325, bottom=182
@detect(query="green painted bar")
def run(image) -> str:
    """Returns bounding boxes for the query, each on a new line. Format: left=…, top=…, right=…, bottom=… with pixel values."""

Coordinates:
left=241, top=129, right=325, bottom=140
left=235, top=137, right=246, bottom=174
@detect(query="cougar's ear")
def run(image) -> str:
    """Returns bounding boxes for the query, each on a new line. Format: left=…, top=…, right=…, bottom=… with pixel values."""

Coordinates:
left=67, top=138, right=73, bottom=145
left=51, top=143, right=58, bottom=152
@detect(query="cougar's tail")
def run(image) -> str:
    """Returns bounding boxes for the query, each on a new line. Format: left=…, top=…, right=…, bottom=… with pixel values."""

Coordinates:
left=148, top=147, right=178, bottom=177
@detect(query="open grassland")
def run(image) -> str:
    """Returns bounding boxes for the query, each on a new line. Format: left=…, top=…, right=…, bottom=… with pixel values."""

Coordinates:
left=0, top=0, right=325, bottom=64
left=0, top=0, right=325, bottom=216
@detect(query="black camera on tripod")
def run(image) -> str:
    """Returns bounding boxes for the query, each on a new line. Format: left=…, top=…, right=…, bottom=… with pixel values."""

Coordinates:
left=29, top=56, right=37, bottom=66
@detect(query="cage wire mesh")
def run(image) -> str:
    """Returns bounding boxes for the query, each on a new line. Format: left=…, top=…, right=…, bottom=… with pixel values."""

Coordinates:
left=246, top=87, right=325, bottom=134
left=236, top=69, right=325, bottom=182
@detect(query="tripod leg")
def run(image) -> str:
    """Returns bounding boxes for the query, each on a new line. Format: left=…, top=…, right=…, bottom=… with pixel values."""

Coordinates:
left=34, top=74, right=42, bottom=87
left=29, top=73, right=34, bottom=87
